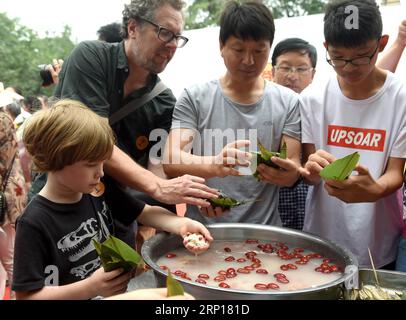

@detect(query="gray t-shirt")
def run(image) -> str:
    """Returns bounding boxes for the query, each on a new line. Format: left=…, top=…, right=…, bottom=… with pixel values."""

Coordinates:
left=172, top=79, right=300, bottom=226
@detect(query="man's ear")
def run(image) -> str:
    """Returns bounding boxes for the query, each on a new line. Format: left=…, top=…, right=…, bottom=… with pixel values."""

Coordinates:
left=127, top=19, right=139, bottom=38
left=323, top=41, right=328, bottom=50
left=219, top=40, right=225, bottom=57
left=379, top=35, right=389, bottom=52
left=311, top=69, right=316, bottom=80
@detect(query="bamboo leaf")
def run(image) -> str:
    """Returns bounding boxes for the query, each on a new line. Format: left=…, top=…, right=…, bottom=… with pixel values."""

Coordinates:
left=279, top=141, right=287, bottom=159
left=93, top=235, right=144, bottom=273
left=209, top=191, right=246, bottom=209
left=251, top=139, right=286, bottom=179
left=258, top=140, right=274, bottom=161
left=319, top=152, right=360, bottom=181
left=167, top=270, right=185, bottom=297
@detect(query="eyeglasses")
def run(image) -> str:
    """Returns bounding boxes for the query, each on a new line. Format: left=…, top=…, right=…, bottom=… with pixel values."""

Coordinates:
left=139, top=17, right=188, bottom=48
left=326, top=41, right=380, bottom=68
left=274, top=65, right=314, bottom=76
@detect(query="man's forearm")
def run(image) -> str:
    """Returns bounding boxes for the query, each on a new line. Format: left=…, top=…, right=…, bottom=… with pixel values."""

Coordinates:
left=163, top=151, right=218, bottom=179
left=104, top=145, right=160, bottom=196
left=377, top=40, right=405, bottom=73
left=375, top=171, right=404, bottom=200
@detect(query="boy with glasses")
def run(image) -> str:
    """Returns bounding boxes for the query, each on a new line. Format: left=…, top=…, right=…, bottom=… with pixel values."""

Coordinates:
left=300, top=0, right=406, bottom=268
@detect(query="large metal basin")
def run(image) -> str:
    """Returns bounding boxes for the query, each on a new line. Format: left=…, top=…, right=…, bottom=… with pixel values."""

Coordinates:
left=141, top=223, right=358, bottom=300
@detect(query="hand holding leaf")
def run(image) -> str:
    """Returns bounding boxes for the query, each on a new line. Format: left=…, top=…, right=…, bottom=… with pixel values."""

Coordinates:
left=214, top=140, right=251, bottom=177
left=251, top=140, right=287, bottom=179
left=208, top=191, right=252, bottom=210
left=301, top=149, right=337, bottom=184
left=324, top=164, right=385, bottom=203
left=319, top=152, right=360, bottom=181
left=93, top=235, right=144, bottom=273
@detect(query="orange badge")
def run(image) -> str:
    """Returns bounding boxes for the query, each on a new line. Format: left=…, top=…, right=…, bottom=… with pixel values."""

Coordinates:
left=91, top=182, right=105, bottom=197
left=261, top=63, right=273, bottom=81
left=136, top=135, right=149, bottom=151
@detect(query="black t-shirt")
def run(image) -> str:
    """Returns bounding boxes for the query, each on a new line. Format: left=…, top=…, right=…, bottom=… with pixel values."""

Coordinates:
left=12, top=194, right=144, bottom=292
left=54, top=40, right=176, bottom=168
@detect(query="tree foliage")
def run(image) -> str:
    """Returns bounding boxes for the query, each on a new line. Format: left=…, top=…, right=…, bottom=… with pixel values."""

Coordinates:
left=185, top=0, right=328, bottom=29
left=0, top=13, right=75, bottom=97
left=185, top=0, right=225, bottom=30
left=266, top=0, right=327, bottom=18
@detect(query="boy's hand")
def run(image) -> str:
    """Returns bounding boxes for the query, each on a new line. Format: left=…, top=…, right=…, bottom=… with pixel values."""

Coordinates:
left=88, top=267, right=132, bottom=298
left=183, top=232, right=210, bottom=254
left=324, top=164, right=385, bottom=203
left=178, top=218, right=213, bottom=242
left=300, top=149, right=336, bottom=185
left=213, top=140, right=252, bottom=177
left=199, top=205, right=230, bottom=218
left=256, top=157, right=300, bottom=187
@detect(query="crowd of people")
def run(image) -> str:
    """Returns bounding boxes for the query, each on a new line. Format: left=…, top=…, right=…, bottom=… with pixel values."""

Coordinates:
left=0, top=0, right=405, bottom=300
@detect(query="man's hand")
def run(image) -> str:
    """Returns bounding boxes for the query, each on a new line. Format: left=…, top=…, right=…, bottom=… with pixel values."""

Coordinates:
left=324, top=165, right=385, bottom=203
left=256, top=157, right=300, bottom=187
left=300, top=149, right=336, bottom=185
left=213, top=140, right=251, bottom=177
left=199, top=205, right=230, bottom=218
left=154, top=174, right=219, bottom=207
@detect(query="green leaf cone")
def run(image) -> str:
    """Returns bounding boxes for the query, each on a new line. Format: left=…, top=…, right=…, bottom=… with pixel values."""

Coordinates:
left=93, top=235, right=144, bottom=273
left=209, top=191, right=246, bottom=210
left=319, top=152, right=360, bottom=181
left=251, top=140, right=287, bottom=179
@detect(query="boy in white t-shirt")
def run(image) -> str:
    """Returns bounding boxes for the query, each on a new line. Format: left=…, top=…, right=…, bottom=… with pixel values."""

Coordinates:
left=299, top=0, right=406, bottom=268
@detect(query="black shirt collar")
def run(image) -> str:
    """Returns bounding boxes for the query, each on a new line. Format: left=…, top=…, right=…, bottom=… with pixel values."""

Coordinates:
left=117, top=41, right=128, bottom=70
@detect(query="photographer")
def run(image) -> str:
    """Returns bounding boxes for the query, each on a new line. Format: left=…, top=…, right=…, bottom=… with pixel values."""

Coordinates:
left=39, top=59, right=64, bottom=87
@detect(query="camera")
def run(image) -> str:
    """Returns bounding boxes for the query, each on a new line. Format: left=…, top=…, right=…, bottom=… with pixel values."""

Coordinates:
left=38, top=64, right=54, bottom=87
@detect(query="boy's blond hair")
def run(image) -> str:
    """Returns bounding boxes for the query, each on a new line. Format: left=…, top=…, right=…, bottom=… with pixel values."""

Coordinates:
left=23, top=99, right=115, bottom=172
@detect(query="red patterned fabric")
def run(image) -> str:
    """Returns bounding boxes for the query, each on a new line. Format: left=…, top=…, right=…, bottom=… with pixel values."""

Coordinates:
left=0, top=111, right=27, bottom=227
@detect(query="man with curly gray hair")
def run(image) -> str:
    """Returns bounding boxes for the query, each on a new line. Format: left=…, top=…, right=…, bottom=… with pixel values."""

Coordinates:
left=30, top=0, right=219, bottom=248
left=120, top=0, right=188, bottom=74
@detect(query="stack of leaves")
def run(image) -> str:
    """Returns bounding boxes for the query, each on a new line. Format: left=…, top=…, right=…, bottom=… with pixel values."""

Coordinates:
left=167, top=271, right=185, bottom=297
left=345, top=249, right=406, bottom=300
left=319, top=152, right=360, bottom=181
left=251, top=140, right=287, bottom=179
left=93, top=235, right=144, bottom=273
